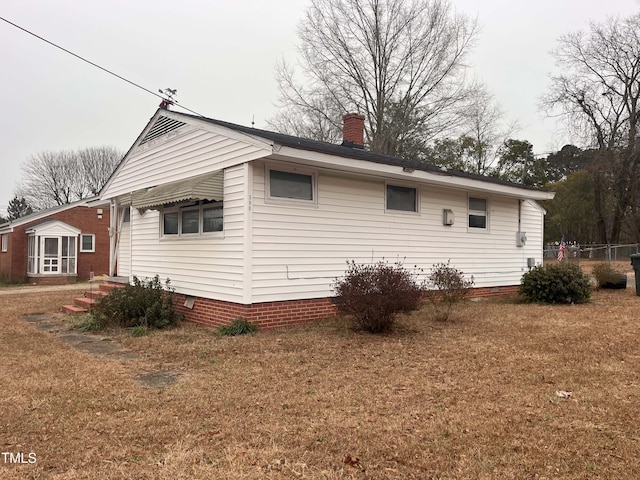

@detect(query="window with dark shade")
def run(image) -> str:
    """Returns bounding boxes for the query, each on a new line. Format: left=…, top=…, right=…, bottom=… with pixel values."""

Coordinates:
left=163, top=212, right=179, bottom=235
left=181, top=209, right=200, bottom=234
left=386, top=184, right=417, bottom=212
left=269, top=170, right=313, bottom=201
left=468, top=197, right=487, bottom=229
left=161, top=201, right=223, bottom=237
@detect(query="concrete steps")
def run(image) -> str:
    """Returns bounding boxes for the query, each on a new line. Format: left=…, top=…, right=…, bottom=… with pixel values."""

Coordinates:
left=61, top=282, right=125, bottom=315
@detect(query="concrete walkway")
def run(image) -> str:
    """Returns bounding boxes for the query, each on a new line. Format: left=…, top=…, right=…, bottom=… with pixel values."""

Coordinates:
left=21, top=313, right=180, bottom=388
left=0, top=282, right=94, bottom=296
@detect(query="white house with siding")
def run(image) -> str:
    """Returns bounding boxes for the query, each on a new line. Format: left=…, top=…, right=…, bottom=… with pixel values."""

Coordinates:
left=99, top=108, right=554, bottom=328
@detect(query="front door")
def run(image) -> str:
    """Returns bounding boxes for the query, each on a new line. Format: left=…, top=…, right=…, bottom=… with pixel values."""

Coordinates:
left=43, top=237, right=59, bottom=273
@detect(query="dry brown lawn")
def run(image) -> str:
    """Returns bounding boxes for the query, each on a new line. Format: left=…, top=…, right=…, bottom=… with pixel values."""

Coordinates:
left=0, top=283, right=638, bottom=479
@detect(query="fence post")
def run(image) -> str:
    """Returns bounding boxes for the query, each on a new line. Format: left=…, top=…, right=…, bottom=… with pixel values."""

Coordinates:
left=606, top=244, right=611, bottom=264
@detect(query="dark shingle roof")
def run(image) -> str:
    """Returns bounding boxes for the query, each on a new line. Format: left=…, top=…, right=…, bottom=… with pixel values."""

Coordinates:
left=178, top=111, right=544, bottom=193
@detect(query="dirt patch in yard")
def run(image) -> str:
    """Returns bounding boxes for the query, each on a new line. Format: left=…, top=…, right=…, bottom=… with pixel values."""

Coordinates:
left=0, top=285, right=638, bottom=479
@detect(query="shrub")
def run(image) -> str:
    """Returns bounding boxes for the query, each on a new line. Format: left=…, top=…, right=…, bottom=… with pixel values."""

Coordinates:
left=333, top=260, right=424, bottom=333
left=91, top=276, right=181, bottom=332
left=591, top=262, right=627, bottom=289
left=217, top=318, right=258, bottom=336
left=424, top=261, right=474, bottom=321
left=519, top=262, right=591, bottom=304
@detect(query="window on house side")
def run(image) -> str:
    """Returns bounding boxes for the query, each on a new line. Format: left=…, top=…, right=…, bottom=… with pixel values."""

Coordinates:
left=1, top=234, right=7, bottom=252
left=162, top=202, right=223, bottom=237
left=386, top=184, right=418, bottom=212
left=163, top=212, right=179, bottom=235
left=269, top=169, right=314, bottom=201
left=80, top=234, right=95, bottom=252
left=468, top=197, right=487, bottom=229
left=203, top=206, right=223, bottom=232
left=181, top=209, right=200, bottom=234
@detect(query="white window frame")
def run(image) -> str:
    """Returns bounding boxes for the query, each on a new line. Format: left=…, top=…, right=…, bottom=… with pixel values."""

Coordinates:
left=265, top=165, right=318, bottom=206
left=385, top=182, right=420, bottom=214
left=468, top=196, right=488, bottom=230
left=1, top=234, right=7, bottom=252
left=161, top=201, right=224, bottom=238
left=30, top=235, right=77, bottom=275
left=80, top=234, right=95, bottom=252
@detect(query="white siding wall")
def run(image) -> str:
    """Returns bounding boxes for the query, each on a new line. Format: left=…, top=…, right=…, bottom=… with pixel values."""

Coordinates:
left=126, top=165, right=246, bottom=302
left=117, top=217, right=131, bottom=278
left=103, top=125, right=269, bottom=198
left=251, top=161, right=545, bottom=303
left=520, top=200, right=545, bottom=267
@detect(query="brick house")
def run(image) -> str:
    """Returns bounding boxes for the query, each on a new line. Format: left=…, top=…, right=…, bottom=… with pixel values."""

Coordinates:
left=0, top=199, right=110, bottom=284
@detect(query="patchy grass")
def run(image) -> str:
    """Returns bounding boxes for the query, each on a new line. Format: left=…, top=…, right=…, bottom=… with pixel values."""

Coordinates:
left=0, top=286, right=638, bottom=479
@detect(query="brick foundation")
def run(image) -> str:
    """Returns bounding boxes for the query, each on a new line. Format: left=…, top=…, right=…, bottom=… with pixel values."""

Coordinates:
left=28, top=274, right=78, bottom=285
left=467, top=285, right=519, bottom=298
left=174, top=294, right=338, bottom=330
left=173, top=285, right=519, bottom=330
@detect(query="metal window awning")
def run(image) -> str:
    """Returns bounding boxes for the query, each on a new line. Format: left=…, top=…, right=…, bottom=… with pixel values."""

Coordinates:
left=131, top=170, right=223, bottom=209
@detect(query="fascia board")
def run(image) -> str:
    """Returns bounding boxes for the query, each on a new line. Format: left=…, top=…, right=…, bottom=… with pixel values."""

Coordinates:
left=271, top=145, right=556, bottom=201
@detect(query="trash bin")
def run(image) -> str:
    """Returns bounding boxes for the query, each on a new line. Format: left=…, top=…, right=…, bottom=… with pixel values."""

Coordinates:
left=631, top=254, right=640, bottom=296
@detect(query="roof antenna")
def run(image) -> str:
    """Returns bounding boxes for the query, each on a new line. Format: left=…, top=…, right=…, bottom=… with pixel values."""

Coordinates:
left=159, top=88, right=178, bottom=110
left=251, top=114, right=255, bottom=128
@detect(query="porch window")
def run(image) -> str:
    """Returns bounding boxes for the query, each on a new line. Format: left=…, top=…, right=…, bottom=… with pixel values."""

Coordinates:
left=468, top=197, right=487, bottom=229
left=28, top=235, right=77, bottom=274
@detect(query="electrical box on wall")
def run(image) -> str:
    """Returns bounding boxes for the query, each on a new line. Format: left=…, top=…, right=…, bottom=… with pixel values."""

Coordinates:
left=527, top=257, right=536, bottom=269
left=516, top=231, right=527, bottom=247
left=443, top=209, right=454, bottom=226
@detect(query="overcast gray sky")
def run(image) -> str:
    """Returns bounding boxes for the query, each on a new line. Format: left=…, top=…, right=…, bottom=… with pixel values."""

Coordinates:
left=1, top=0, right=639, bottom=214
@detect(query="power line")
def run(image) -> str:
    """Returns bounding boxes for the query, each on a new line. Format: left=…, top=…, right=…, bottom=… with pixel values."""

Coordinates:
left=0, top=15, right=205, bottom=117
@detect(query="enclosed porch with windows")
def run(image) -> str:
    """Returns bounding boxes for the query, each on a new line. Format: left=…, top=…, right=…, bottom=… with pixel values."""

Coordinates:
left=26, top=220, right=80, bottom=284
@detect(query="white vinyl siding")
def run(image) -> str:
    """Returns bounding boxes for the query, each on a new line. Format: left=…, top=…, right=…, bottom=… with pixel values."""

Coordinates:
left=118, top=213, right=131, bottom=278
left=250, top=162, right=544, bottom=302
left=125, top=165, right=246, bottom=302
left=103, top=122, right=271, bottom=199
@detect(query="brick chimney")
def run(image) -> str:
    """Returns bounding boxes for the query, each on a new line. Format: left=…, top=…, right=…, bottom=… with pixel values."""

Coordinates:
left=342, top=113, right=365, bottom=148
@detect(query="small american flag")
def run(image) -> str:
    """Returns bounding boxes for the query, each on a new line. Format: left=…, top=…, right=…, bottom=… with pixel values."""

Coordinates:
left=557, top=238, right=566, bottom=262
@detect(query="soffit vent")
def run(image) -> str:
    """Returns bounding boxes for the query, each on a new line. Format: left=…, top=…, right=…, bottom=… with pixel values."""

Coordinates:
left=139, top=116, right=186, bottom=145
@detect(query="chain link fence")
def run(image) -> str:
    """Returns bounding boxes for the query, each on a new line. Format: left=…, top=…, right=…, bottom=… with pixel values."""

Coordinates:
left=544, top=243, right=640, bottom=264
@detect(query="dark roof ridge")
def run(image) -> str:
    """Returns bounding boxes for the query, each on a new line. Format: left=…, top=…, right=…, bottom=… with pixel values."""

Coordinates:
left=173, top=111, right=545, bottom=192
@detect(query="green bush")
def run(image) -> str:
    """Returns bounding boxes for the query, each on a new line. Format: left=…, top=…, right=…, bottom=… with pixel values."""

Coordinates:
left=425, top=261, right=474, bottom=321
left=91, top=276, right=181, bottom=332
left=333, top=260, right=424, bottom=333
left=217, top=318, right=258, bottom=336
left=519, top=262, right=591, bottom=304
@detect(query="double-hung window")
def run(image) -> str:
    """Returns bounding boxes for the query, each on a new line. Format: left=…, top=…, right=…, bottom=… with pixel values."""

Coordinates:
left=1, top=234, right=7, bottom=252
left=162, top=201, right=223, bottom=237
left=80, top=234, right=95, bottom=252
left=468, top=197, right=488, bottom=229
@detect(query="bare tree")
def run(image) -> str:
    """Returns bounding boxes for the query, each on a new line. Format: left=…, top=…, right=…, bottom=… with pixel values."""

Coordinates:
left=542, top=13, right=640, bottom=243
left=17, top=146, right=122, bottom=210
left=269, top=0, right=478, bottom=157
